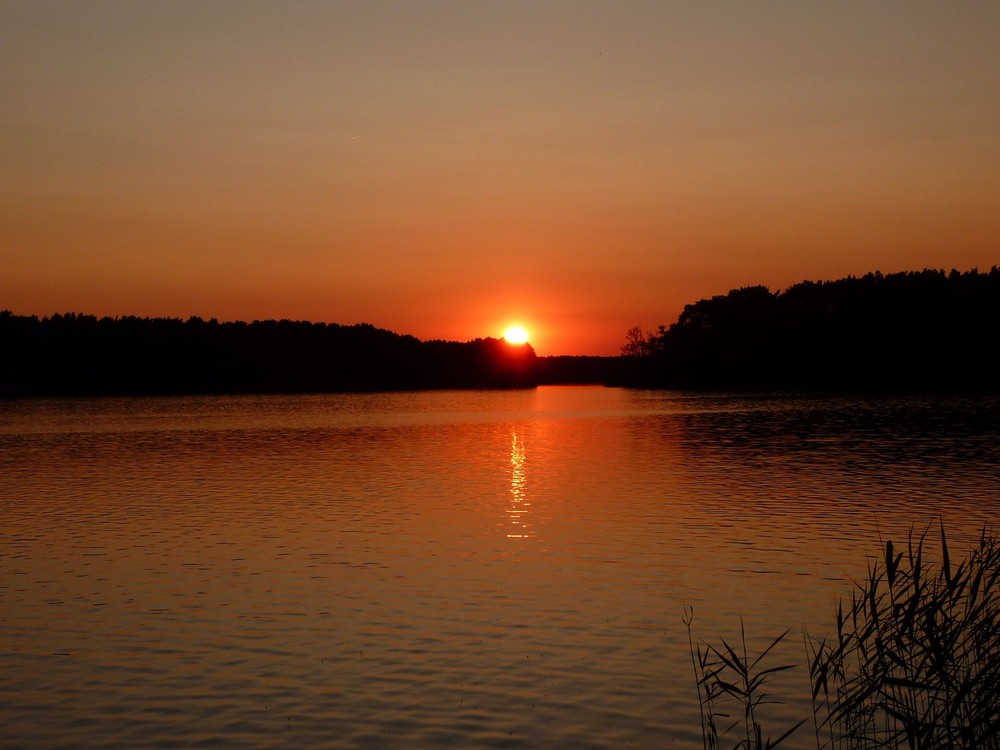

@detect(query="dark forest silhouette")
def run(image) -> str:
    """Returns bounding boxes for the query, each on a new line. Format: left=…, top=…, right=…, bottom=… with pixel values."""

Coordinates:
left=3, top=267, right=998, bottom=397
left=0, top=314, right=537, bottom=396
left=617, top=267, right=1000, bottom=392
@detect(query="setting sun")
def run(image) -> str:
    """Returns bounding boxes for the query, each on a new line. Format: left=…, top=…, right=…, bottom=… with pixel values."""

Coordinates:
left=502, top=325, right=530, bottom=344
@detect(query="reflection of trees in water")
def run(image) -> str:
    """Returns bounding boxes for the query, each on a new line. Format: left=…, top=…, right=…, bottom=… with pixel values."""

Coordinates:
left=654, top=395, right=1000, bottom=536
left=506, top=432, right=531, bottom=539
left=670, top=395, right=1000, bottom=469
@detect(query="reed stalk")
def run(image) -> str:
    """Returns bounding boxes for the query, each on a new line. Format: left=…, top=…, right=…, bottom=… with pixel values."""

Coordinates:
left=809, top=523, right=1000, bottom=749
left=687, top=524, right=1000, bottom=750
left=685, top=609, right=804, bottom=749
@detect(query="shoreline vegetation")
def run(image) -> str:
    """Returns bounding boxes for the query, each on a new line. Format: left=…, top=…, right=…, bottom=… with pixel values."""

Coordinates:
left=2, top=267, right=997, bottom=397
left=0, top=316, right=540, bottom=396
left=687, top=524, right=1000, bottom=749
left=617, top=267, right=999, bottom=393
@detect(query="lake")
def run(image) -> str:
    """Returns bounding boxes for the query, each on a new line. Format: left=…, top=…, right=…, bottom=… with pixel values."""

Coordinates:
left=2, top=386, right=998, bottom=749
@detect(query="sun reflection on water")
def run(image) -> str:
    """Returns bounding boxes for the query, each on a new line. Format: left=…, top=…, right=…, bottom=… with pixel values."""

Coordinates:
left=506, top=432, right=531, bottom=539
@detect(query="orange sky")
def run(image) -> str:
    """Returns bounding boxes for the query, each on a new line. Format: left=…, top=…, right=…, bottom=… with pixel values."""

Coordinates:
left=2, top=1, right=998, bottom=355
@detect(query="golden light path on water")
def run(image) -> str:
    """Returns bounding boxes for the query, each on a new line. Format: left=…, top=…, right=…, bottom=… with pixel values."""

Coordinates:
left=507, top=432, right=530, bottom=540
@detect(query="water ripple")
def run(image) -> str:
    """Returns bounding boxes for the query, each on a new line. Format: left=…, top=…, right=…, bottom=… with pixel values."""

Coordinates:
left=1, top=389, right=997, bottom=748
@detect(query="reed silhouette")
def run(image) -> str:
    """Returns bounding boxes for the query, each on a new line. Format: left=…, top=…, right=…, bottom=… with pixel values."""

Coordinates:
left=684, top=610, right=804, bottom=750
left=687, top=524, right=1000, bottom=749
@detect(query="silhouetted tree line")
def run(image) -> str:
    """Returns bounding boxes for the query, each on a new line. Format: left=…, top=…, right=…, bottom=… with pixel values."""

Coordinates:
left=0, top=314, right=537, bottom=396
left=533, top=355, right=621, bottom=385
left=6, top=268, right=996, bottom=397
left=616, top=268, right=1000, bottom=392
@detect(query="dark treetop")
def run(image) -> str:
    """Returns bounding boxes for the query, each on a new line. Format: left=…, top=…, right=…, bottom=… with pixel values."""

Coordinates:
left=616, top=267, right=1000, bottom=393
left=4, top=268, right=997, bottom=397
left=0, top=315, right=538, bottom=396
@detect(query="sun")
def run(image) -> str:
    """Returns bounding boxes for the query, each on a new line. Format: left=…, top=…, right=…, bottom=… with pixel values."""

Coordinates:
left=502, top=325, right=530, bottom=345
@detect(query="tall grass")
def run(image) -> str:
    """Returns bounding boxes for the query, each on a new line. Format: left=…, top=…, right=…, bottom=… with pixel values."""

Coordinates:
left=687, top=525, right=1000, bottom=750
left=684, top=608, right=804, bottom=749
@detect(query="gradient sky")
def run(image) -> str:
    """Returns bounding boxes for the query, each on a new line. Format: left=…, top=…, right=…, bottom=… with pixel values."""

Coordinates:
left=2, top=1, right=998, bottom=355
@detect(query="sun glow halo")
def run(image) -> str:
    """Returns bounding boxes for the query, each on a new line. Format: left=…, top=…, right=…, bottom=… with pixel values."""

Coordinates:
left=502, top=325, right=530, bottom=345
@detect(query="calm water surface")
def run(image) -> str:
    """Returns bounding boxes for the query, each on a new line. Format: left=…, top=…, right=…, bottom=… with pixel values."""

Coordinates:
left=2, top=387, right=998, bottom=748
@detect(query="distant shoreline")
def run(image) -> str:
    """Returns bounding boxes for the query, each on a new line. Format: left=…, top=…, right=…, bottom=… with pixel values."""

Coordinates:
left=615, top=268, right=1000, bottom=394
left=4, top=268, right=998, bottom=397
